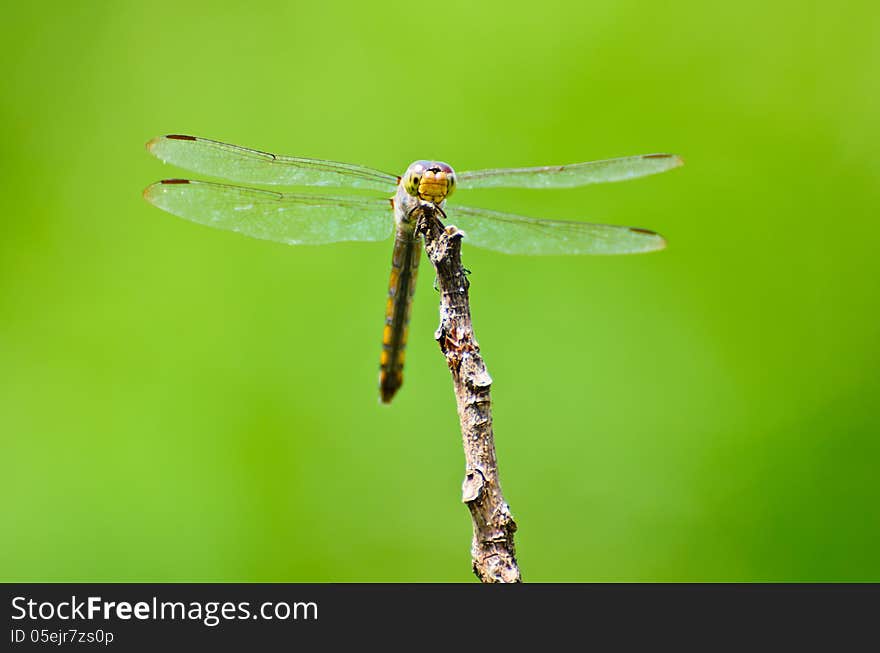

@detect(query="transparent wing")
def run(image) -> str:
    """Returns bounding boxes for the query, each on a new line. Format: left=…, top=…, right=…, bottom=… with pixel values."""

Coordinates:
left=143, top=179, right=393, bottom=245
left=146, top=135, right=398, bottom=192
left=457, top=153, right=683, bottom=190
left=450, top=204, right=666, bottom=255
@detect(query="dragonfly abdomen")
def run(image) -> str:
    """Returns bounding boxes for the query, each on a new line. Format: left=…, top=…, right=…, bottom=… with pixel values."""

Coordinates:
left=379, top=224, right=421, bottom=403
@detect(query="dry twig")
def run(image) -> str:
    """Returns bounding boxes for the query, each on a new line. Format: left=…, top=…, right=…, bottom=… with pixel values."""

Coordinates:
left=417, top=207, right=521, bottom=583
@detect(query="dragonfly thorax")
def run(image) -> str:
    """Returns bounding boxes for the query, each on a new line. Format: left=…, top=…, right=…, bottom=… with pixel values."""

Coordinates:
left=401, top=160, right=456, bottom=205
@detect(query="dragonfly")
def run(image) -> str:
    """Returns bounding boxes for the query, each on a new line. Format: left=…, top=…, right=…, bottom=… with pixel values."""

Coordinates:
left=143, top=135, right=682, bottom=403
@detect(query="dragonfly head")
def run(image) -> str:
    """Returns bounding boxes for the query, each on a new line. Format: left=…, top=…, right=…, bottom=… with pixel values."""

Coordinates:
left=402, top=160, right=456, bottom=205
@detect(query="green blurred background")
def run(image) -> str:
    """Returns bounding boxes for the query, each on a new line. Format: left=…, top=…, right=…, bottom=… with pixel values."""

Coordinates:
left=2, top=1, right=878, bottom=582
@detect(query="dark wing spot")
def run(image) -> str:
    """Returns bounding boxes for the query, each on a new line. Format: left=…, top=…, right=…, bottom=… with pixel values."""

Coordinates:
left=389, top=198, right=395, bottom=209
left=160, top=178, right=190, bottom=185
left=629, top=227, right=657, bottom=235
left=643, top=153, right=672, bottom=159
left=166, top=134, right=197, bottom=141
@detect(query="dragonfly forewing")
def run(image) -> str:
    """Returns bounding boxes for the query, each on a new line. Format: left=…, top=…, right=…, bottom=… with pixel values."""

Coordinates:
left=457, top=153, right=683, bottom=190
left=147, top=135, right=398, bottom=192
left=143, top=179, right=393, bottom=245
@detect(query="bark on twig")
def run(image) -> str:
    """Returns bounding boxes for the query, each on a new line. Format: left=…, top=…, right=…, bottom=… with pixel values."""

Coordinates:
left=417, top=207, right=521, bottom=583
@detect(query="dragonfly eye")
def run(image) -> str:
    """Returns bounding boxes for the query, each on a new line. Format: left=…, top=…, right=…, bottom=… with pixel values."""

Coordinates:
left=404, top=172, right=421, bottom=196
left=402, top=161, right=427, bottom=197
left=444, top=170, right=456, bottom=198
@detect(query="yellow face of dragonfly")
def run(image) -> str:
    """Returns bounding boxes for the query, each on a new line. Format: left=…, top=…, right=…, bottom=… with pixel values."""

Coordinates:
left=402, top=160, right=456, bottom=205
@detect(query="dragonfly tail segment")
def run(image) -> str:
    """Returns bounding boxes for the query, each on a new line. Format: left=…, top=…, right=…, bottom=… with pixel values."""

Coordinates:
left=379, top=227, right=422, bottom=403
